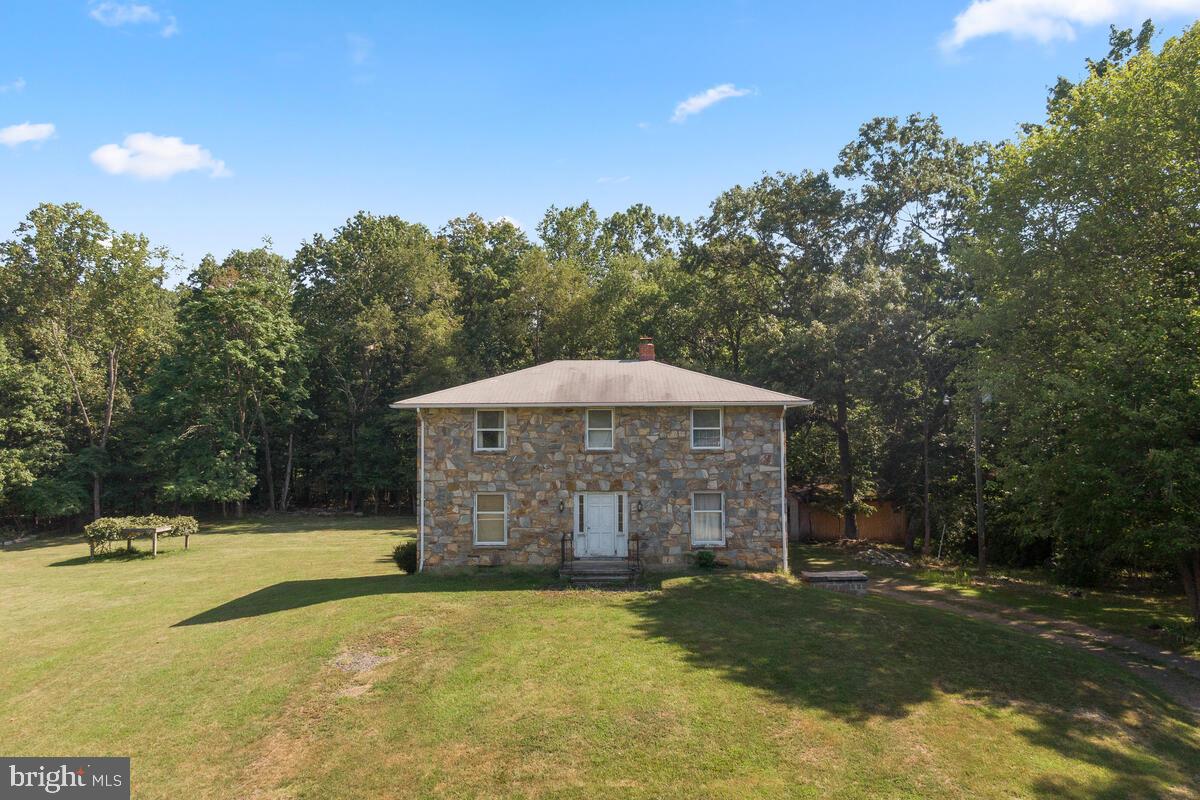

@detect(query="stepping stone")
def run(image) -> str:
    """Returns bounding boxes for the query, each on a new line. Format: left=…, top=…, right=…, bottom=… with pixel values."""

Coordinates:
left=800, top=570, right=869, bottom=595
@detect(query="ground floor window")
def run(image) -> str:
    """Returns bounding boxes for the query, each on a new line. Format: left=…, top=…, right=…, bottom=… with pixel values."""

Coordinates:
left=474, top=493, right=507, bottom=546
left=691, top=492, right=725, bottom=545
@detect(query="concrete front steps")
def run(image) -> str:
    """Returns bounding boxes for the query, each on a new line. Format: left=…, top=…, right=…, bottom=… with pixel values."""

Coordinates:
left=560, top=557, right=639, bottom=587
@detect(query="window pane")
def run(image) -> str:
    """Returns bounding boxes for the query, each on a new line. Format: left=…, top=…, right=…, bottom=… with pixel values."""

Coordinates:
left=588, top=409, right=612, bottom=429
left=477, top=410, right=503, bottom=429
left=694, top=493, right=722, bottom=511
left=478, top=429, right=503, bottom=449
left=477, top=494, right=505, bottom=513
left=693, top=428, right=721, bottom=448
left=693, top=409, right=720, bottom=428
left=476, top=516, right=505, bottom=543
left=693, top=512, right=722, bottom=542
left=588, top=430, right=613, bottom=449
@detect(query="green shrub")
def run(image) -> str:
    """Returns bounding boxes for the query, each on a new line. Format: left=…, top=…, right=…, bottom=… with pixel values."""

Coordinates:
left=696, top=549, right=716, bottom=570
left=83, top=518, right=127, bottom=554
left=83, top=515, right=199, bottom=556
left=165, top=516, right=198, bottom=538
left=393, top=541, right=418, bottom=573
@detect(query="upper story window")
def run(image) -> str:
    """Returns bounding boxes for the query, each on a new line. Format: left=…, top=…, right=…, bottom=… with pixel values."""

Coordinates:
left=586, top=408, right=614, bottom=450
left=475, top=409, right=506, bottom=451
left=691, top=407, right=723, bottom=450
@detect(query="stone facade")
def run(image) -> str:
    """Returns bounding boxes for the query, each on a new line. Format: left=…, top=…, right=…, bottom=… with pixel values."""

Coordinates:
left=419, top=405, right=785, bottom=572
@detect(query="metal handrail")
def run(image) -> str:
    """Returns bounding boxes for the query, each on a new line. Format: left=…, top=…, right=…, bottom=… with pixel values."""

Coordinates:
left=560, top=530, right=573, bottom=569
left=628, top=533, right=642, bottom=575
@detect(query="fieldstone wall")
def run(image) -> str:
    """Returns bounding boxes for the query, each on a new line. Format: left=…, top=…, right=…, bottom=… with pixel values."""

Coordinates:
left=420, top=406, right=785, bottom=572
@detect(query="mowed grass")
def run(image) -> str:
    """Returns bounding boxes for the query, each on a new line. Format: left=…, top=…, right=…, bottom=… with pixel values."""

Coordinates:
left=2, top=519, right=1198, bottom=799
left=797, top=544, right=1200, bottom=657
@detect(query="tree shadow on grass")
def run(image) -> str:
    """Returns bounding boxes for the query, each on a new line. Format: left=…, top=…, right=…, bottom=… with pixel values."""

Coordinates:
left=49, top=546, right=193, bottom=567
left=627, top=574, right=1200, bottom=799
left=172, top=571, right=556, bottom=626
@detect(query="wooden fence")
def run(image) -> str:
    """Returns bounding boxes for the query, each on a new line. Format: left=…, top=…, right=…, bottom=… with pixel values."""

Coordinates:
left=788, top=498, right=908, bottom=545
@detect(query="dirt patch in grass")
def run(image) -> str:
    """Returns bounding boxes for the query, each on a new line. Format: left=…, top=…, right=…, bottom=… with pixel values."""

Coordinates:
left=331, top=651, right=395, bottom=673
left=235, top=603, right=472, bottom=798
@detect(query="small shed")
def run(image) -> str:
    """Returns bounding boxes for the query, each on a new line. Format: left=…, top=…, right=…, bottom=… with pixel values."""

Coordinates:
left=788, top=488, right=908, bottom=545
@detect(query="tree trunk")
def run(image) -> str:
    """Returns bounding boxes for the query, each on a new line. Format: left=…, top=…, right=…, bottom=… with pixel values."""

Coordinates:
left=256, top=403, right=276, bottom=512
left=92, top=472, right=102, bottom=520
left=235, top=500, right=243, bottom=519
left=922, top=414, right=932, bottom=556
left=835, top=385, right=858, bottom=540
left=1179, top=551, right=1200, bottom=629
left=974, top=394, right=987, bottom=574
left=279, top=433, right=294, bottom=512
left=91, top=347, right=119, bottom=521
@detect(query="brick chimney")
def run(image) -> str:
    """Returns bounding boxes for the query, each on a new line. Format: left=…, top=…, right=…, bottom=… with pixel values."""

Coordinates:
left=638, top=336, right=656, bottom=361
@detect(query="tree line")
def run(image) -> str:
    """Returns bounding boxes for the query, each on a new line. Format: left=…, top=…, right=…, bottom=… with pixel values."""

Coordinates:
left=1, top=22, right=1197, bottom=619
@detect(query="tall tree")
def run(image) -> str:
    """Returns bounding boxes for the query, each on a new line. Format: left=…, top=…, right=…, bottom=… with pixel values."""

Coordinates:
left=699, top=171, right=903, bottom=538
left=439, top=215, right=533, bottom=380
left=0, top=335, right=67, bottom=518
left=965, top=23, right=1200, bottom=622
left=835, top=114, right=986, bottom=553
left=0, top=203, right=173, bottom=519
left=148, top=247, right=306, bottom=515
left=293, top=213, right=457, bottom=511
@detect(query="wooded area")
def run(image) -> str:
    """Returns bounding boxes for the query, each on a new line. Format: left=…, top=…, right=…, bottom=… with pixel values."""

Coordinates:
left=1, top=23, right=1197, bottom=619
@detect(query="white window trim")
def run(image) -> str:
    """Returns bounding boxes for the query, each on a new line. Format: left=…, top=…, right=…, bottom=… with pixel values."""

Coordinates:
left=690, top=491, right=726, bottom=546
left=474, top=409, right=507, bottom=452
left=473, top=492, right=508, bottom=547
left=691, top=407, right=724, bottom=450
left=585, top=407, right=616, bottom=451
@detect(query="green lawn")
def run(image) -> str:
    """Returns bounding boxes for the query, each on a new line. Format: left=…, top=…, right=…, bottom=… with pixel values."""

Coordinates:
left=2, top=518, right=1198, bottom=799
left=796, top=544, right=1200, bottom=657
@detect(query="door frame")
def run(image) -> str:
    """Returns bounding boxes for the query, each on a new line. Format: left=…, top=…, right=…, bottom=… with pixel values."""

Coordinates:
left=573, top=492, right=629, bottom=558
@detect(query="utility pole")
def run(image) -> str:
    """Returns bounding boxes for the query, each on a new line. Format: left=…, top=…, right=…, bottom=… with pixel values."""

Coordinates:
left=974, top=392, right=987, bottom=574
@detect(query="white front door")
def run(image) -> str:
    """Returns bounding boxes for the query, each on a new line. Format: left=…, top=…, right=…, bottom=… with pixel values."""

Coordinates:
left=580, top=493, right=620, bottom=557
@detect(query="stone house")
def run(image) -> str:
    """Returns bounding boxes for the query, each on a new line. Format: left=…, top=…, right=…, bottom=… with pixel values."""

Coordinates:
left=391, top=339, right=810, bottom=574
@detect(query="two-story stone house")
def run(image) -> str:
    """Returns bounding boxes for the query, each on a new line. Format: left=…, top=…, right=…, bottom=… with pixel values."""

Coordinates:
left=391, top=339, right=810, bottom=576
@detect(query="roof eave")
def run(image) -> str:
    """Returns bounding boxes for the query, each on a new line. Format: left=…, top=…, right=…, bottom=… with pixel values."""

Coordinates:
left=391, top=399, right=813, bottom=409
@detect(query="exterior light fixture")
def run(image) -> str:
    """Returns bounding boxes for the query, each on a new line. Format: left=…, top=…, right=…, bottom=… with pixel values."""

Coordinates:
left=636, top=500, right=643, bottom=513
left=558, top=499, right=565, bottom=513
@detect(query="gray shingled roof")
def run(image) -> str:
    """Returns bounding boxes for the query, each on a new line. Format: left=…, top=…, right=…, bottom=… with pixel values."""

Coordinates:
left=390, top=360, right=810, bottom=408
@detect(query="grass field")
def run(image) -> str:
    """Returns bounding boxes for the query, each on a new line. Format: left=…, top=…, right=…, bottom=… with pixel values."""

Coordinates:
left=795, top=544, right=1200, bottom=657
left=2, top=517, right=1198, bottom=799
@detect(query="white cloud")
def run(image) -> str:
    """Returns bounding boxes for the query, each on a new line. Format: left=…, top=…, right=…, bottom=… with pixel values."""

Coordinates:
left=941, top=0, right=1200, bottom=51
left=90, top=2, right=157, bottom=26
left=636, top=121, right=651, bottom=129
left=597, top=175, right=631, bottom=184
left=0, top=122, right=55, bottom=147
left=89, top=2, right=179, bottom=37
left=347, top=34, right=374, bottom=65
left=670, top=83, right=753, bottom=123
left=90, top=132, right=230, bottom=179
left=0, top=78, right=26, bottom=94
left=492, top=215, right=523, bottom=230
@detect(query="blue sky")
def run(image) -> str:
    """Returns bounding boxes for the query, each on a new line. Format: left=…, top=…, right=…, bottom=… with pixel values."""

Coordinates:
left=3, top=1, right=1199, bottom=274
